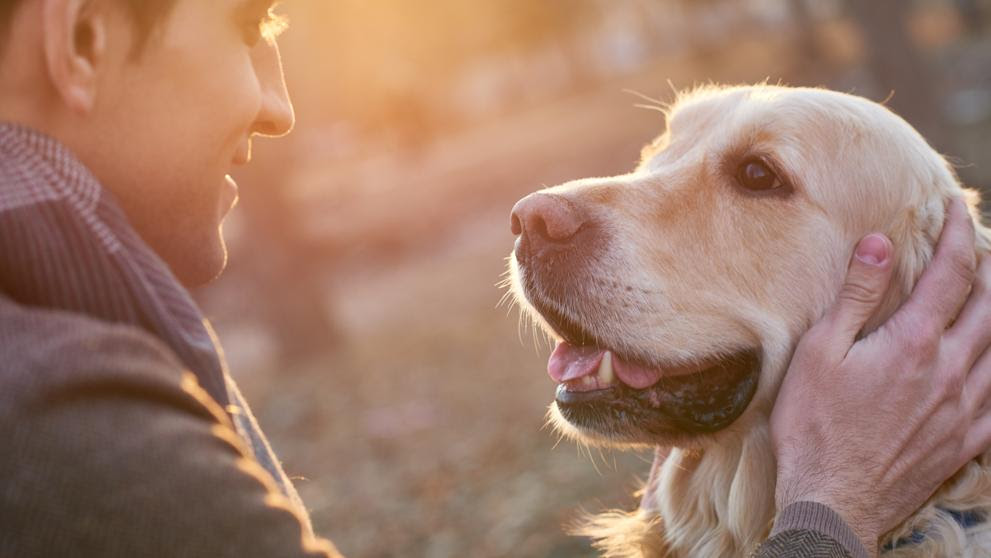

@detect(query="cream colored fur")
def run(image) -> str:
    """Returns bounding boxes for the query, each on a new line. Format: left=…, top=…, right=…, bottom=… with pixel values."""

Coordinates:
left=510, top=84, right=991, bottom=557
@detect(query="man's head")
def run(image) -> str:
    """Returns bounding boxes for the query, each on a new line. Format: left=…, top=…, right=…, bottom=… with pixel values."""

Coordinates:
left=0, top=0, right=294, bottom=286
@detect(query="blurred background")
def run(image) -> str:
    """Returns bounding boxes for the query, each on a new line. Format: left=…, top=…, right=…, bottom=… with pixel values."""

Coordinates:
left=195, top=0, right=991, bottom=556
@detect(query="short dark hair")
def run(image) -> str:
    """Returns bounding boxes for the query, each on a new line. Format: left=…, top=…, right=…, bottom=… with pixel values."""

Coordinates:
left=0, top=0, right=179, bottom=56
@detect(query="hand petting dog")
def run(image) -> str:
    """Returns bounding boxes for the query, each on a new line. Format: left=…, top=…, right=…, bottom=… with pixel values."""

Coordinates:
left=772, top=198, right=991, bottom=556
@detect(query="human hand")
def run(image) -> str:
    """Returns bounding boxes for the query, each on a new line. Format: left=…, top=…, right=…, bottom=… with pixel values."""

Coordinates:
left=770, top=198, right=991, bottom=556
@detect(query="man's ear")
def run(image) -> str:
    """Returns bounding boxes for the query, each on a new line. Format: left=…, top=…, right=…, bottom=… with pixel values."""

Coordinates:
left=42, top=0, right=108, bottom=113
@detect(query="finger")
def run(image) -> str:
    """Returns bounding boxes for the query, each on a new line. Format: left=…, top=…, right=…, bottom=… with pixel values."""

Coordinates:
left=892, top=198, right=976, bottom=336
left=947, top=254, right=991, bottom=370
left=819, top=233, right=895, bottom=348
left=962, top=411, right=991, bottom=463
left=964, top=341, right=991, bottom=416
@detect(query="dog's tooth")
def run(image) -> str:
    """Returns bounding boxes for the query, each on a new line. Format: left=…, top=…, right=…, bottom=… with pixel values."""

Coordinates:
left=598, top=351, right=614, bottom=384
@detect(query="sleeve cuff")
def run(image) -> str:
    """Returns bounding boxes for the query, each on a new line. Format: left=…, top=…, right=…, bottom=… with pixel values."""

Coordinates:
left=771, top=501, right=871, bottom=558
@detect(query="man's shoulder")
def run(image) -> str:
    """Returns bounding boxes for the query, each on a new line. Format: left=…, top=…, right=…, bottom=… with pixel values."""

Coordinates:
left=0, top=294, right=187, bottom=410
left=0, top=298, right=343, bottom=558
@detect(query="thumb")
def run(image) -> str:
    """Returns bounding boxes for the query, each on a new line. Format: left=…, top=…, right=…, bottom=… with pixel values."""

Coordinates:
left=821, top=233, right=895, bottom=348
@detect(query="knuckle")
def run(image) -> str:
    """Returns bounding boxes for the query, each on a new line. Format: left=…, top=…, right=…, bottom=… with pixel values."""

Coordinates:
left=935, top=350, right=967, bottom=398
left=950, top=251, right=978, bottom=286
left=839, top=280, right=880, bottom=307
left=902, top=326, right=941, bottom=362
left=940, top=364, right=967, bottom=398
left=919, top=337, right=942, bottom=363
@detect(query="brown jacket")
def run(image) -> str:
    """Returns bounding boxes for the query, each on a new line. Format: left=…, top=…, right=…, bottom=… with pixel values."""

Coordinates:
left=0, top=294, right=342, bottom=557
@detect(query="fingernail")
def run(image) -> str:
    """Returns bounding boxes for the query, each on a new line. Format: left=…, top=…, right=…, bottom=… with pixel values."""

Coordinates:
left=855, top=234, right=889, bottom=266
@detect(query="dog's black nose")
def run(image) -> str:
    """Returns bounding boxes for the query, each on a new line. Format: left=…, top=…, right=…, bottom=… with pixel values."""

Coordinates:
left=511, top=193, right=585, bottom=245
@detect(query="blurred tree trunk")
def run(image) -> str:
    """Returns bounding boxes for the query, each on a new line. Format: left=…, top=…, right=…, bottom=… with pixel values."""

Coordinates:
left=955, top=0, right=987, bottom=34
left=790, top=0, right=821, bottom=63
left=845, top=0, right=952, bottom=153
left=786, top=0, right=828, bottom=82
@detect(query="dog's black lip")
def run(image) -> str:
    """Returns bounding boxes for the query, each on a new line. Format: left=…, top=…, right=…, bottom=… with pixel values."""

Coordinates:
left=555, top=349, right=761, bottom=435
left=555, top=383, right=616, bottom=405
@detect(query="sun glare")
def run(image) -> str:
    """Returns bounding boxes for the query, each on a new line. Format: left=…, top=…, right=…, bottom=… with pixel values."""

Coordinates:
left=261, top=4, right=289, bottom=41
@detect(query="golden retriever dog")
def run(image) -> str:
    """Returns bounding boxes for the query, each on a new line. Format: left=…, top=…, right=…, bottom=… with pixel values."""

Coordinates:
left=507, top=84, right=991, bottom=557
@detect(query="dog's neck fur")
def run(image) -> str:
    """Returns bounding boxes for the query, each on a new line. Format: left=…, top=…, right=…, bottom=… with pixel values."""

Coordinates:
left=580, top=425, right=777, bottom=557
left=652, top=426, right=777, bottom=556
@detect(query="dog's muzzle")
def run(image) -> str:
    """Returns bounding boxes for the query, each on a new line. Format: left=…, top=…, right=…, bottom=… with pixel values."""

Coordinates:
left=510, top=191, right=761, bottom=441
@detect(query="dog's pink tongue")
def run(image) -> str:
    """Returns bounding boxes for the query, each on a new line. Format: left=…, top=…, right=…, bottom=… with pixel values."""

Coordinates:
left=548, top=342, right=604, bottom=382
left=613, top=359, right=667, bottom=389
left=548, top=342, right=667, bottom=389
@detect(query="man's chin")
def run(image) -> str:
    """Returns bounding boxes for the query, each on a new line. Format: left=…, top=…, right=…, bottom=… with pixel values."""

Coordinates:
left=157, top=234, right=228, bottom=288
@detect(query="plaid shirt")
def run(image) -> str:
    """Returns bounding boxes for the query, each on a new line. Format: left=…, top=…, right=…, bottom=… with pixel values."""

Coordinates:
left=0, top=122, right=308, bottom=525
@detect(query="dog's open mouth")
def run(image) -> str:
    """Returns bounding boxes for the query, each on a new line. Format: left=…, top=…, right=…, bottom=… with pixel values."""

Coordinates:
left=516, top=251, right=762, bottom=438
left=550, top=342, right=760, bottom=435
left=528, top=294, right=761, bottom=436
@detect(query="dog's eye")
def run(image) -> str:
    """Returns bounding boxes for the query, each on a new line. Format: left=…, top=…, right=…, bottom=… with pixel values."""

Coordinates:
left=736, top=159, right=782, bottom=191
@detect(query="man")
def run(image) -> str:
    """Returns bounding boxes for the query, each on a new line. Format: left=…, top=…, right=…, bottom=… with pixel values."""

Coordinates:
left=0, top=1, right=987, bottom=557
left=0, top=0, right=341, bottom=556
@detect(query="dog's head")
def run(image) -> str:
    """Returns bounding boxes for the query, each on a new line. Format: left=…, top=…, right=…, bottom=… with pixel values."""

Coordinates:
left=509, top=84, right=987, bottom=448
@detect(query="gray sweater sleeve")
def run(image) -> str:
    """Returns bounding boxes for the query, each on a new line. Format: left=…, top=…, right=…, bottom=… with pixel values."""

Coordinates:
left=0, top=321, right=343, bottom=558
left=752, top=501, right=871, bottom=558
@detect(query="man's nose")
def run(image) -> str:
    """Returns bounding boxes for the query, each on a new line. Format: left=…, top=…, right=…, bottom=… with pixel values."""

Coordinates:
left=511, top=192, right=587, bottom=247
left=251, top=40, right=295, bottom=137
